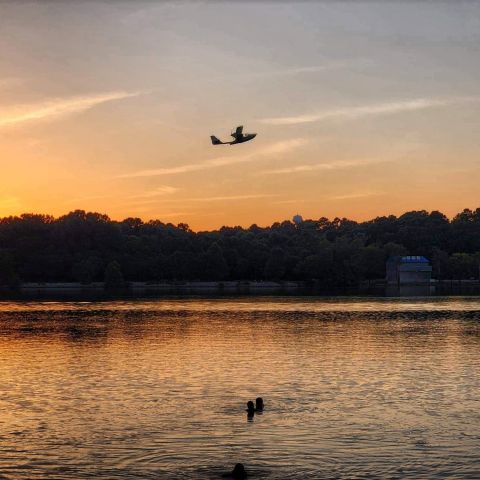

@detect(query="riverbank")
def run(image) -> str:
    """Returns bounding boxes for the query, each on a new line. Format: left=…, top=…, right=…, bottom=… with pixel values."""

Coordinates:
left=1, top=279, right=480, bottom=299
left=1, top=280, right=308, bottom=297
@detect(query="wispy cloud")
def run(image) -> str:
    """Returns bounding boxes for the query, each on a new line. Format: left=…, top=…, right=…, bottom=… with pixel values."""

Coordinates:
left=189, top=194, right=279, bottom=202
left=247, top=61, right=359, bottom=79
left=0, top=90, right=144, bottom=128
left=329, top=191, right=385, bottom=201
left=65, top=194, right=112, bottom=204
left=263, top=158, right=388, bottom=175
left=122, top=193, right=278, bottom=207
left=270, top=193, right=383, bottom=204
left=270, top=199, right=306, bottom=205
left=261, top=96, right=480, bottom=126
left=130, top=185, right=179, bottom=198
left=127, top=208, right=192, bottom=218
left=119, top=138, right=307, bottom=178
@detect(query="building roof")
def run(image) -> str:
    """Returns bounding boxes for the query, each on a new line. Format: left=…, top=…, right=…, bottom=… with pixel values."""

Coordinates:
left=387, top=255, right=430, bottom=265
left=400, top=255, right=429, bottom=264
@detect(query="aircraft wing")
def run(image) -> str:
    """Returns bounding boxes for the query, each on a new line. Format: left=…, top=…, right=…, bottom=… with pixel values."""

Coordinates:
left=231, top=125, right=243, bottom=138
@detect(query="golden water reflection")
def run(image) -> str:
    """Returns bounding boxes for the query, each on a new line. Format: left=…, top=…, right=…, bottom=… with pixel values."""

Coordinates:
left=0, top=297, right=479, bottom=479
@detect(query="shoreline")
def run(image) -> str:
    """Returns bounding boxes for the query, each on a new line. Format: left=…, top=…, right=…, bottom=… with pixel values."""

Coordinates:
left=1, top=280, right=480, bottom=299
left=15, top=280, right=306, bottom=293
left=0, top=280, right=311, bottom=299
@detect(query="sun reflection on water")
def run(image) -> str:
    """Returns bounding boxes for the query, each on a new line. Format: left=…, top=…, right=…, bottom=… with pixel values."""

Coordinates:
left=0, top=297, right=479, bottom=479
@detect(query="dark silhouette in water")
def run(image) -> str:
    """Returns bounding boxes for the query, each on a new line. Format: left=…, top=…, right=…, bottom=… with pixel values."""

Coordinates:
left=255, top=397, right=264, bottom=411
left=246, top=400, right=255, bottom=420
left=222, top=463, right=248, bottom=479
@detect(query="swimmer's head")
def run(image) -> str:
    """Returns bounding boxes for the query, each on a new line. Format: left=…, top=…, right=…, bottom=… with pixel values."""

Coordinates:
left=232, top=463, right=247, bottom=479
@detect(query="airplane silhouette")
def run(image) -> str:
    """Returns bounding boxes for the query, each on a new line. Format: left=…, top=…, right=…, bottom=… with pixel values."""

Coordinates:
left=211, top=126, right=257, bottom=145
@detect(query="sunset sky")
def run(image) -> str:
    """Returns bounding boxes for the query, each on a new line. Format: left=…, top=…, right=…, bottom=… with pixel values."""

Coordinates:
left=1, top=1, right=479, bottom=230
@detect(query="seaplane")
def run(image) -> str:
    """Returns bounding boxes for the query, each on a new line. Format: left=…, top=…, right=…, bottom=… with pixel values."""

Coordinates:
left=210, top=125, right=257, bottom=145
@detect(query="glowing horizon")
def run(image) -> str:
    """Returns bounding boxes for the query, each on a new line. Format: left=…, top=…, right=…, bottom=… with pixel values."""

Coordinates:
left=1, top=2, right=479, bottom=230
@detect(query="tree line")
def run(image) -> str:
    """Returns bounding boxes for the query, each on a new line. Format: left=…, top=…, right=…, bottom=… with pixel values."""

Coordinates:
left=1, top=208, right=480, bottom=288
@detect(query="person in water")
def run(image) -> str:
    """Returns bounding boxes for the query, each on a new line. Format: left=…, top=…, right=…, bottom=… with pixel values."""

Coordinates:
left=246, top=401, right=255, bottom=414
left=230, top=463, right=248, bottom=479
left=255, top=397, right=264, bottom=411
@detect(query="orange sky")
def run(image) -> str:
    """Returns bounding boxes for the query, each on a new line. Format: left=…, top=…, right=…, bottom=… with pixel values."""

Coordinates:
left=1, top=2, right=479, bottom=230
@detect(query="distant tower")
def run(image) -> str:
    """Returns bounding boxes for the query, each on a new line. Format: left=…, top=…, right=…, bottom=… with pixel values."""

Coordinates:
left=292, top=214, right=303, bottom=225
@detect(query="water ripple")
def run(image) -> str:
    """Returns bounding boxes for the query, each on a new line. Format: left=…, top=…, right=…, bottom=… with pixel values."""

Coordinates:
left=0, top=297, right=479, bottom=478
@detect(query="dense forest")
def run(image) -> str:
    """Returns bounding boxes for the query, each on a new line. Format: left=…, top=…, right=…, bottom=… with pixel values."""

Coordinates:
left=1, top=208, right=480, bottom=288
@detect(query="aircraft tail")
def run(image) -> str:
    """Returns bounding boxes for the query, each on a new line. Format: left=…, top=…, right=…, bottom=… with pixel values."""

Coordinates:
left=210, top=135, right=223, bottom=145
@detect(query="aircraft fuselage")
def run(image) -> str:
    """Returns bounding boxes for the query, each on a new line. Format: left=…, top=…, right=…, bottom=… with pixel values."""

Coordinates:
left=231, top=133, right=256, bottom=144
left=210, top=126, right=257, bottom=145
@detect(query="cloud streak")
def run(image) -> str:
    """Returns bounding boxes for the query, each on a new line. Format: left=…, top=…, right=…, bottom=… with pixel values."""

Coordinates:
left=263, top=158, right=388, bottom=175
left=261, top=96, right=480, bottom=126
left=189, top=194, right=279, bottom=202
left=130, top=185, right=179, bottom=198
left=123, top=193, right=279, bottom=208
left=119, top=138, right=307, bottom=178
left=329, top=192, right=384, bottom=201
left=0, top=90, right=143, bottom=128
left=246, top=61, right=359, bottom=79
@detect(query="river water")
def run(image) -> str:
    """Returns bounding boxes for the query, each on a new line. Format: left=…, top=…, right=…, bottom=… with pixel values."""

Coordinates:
left=0, top=297, right=479, bottom=479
